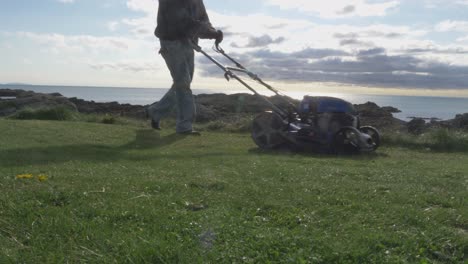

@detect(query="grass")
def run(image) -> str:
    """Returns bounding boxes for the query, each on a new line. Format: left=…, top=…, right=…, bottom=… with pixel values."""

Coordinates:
left=382, top=129, right=468, bottom=153
left=0, top=119, right=467, bottom=263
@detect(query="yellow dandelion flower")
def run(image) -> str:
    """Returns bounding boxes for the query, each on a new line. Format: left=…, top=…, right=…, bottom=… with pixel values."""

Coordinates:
left=16, top=174, right=34, bottom=179
left=37, top=175, right=48, bottom=182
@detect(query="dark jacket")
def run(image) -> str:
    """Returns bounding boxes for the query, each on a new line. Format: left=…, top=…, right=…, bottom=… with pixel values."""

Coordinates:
left=155, top=0, right=218, bottom=41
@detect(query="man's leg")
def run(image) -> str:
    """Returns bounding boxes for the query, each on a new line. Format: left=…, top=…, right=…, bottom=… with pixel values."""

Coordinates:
left=160, top=40, right=196, bottom=133
left=146, top=87, right=176, bottom=128
left=175, top=41, right=196, bottom=133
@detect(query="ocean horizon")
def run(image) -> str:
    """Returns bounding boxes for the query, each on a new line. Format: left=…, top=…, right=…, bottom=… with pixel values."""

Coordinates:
left=1, top=84, right=467, bottom=121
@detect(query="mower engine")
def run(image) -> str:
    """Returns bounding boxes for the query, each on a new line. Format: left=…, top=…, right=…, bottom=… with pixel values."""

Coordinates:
left=297, top=96, right=358, bottom=139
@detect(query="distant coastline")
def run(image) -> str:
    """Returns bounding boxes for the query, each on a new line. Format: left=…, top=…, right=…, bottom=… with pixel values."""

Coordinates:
left=1, top=84, right=467, bottom=121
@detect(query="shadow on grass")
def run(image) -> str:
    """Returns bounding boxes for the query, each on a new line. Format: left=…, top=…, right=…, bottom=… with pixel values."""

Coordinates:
left=248, top=147, right=389, bottom=160
left=0, top=129, right=227, bottom=167
left=119, top=129, right=185, bottom=150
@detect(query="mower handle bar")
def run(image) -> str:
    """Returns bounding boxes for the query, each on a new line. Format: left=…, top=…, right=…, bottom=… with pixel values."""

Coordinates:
left=191, top=40, right=298, bottom=118
left=214, top=42, right=299, bottom=112
left=191, top=41, right=288, bottom=118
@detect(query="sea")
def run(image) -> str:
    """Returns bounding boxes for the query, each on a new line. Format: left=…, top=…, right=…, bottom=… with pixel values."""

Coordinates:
left=1, top=84, right=467, bottom=121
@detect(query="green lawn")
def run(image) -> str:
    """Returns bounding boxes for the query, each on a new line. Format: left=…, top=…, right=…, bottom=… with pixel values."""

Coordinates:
left=0, top=119, right=466, bottom=263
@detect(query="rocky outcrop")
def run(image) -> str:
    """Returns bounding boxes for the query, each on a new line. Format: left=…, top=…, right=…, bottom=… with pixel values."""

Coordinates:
left=451, top=113, right=468, bottom=129
left=354, top=101, right=405, bottom=131
left=4, top=88, right=466, bottom=132
left=0, top=89, right=405, bottom=130
left=381, top=106, right=401, bottom=113
left=0, top=89, right=76, bottom=116
left=431, top=113, right=468, bottom=130
left=407, top=118, right=427, bottom=135
left=68, top=97, right=145, bottom=119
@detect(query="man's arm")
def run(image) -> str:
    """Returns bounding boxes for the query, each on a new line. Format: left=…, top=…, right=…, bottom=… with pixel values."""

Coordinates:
left=154, top=0, right=167, bottom=38
left=194, top=0, right=219, bottom=39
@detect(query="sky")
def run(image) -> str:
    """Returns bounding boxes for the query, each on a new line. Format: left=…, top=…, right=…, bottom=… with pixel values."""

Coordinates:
left=2, top=0, right=468, bottom=97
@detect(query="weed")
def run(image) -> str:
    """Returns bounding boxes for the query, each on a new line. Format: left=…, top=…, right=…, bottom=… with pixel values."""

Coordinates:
left=101, top=115, right=116, bottom=124
left=11, top=106, right=77, bottom=121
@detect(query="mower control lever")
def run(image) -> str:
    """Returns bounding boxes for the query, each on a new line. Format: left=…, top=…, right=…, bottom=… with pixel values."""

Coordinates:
left=214, top=42, right=224, bottom=53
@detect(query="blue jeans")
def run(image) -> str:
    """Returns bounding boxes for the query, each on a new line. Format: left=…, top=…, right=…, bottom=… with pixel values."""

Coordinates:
left=149, top=39, right=196, bottom=133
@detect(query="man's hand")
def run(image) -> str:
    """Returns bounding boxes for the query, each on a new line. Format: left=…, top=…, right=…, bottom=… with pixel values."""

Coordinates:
left=215, top=30, right=223, bottom=45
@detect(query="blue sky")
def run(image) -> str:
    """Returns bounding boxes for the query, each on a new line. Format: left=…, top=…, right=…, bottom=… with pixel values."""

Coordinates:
left=2, top=0, right=468, bottom=97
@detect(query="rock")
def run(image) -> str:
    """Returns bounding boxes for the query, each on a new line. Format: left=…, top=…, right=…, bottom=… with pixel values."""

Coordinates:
left=451, top=113, right=468, bottom=129
left=68, top=97, right=146, bottom=119
left=354, top=102, right=392, bottom=118
left=0, top=89, right=19, bottom=97
left=0, top=89, right=77, bottom=117
left=407, top=118, right=426, bottom=135
left=427, top=113, right=468, bottom=130
left=354, top=101, right=405, bottom=131
left=195, top=103, right=219, bottom=122
left=381, top=106, right=401, bottom=113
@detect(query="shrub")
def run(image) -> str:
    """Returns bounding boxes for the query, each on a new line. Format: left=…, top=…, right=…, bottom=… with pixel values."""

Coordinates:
left=0, top=100, right=17, bottom=109
left=428, top=129, right=468, bottom=151
left=81, top=114, right=145, bottom=127
left=11, top=106, right=77, bottom=121
left=101, top=115, right=116, bottom=124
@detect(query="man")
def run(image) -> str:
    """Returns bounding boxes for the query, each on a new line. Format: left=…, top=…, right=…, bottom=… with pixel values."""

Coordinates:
left=146, top=0, right=223, bottom=135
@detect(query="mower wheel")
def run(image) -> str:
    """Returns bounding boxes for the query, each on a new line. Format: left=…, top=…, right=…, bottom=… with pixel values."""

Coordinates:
left=332, top=127, right=360, bottom=154
left=359, top=126, right=380, bottom=150
left=251, top=112, right=287, bottom=149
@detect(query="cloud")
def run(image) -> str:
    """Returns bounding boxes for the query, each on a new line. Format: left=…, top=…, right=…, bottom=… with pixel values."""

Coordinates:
left=357, top=48, right=386, bottom=56
left=264, top=0, right=400, bottom=18
left=126, top=0, right=157, bottom=14
left=207, top=10, right=429, bottom=55
left=17, top=32, right=132, bottom=53
left=105, top=0, right=157, bottom=38
left=339, top=38, right=374, bottom=47
left=154, top=7, right=467, bottom=90
left=107, top=21, right=120, bottom=32
left=435, top=20, right=468, bottom=32
left=231, top=34, right=286, bottom=48
left=426, top=0, right=468, bottom=7
left=337, top=5, right=356, bottom=15
left=57, top=0, right=74, bottom=3
left=458, top=35, right=468, bottom=42
left=89, top=61, right=158, bottom=72
left=404, top=47, right=468, bottom=55
left=422, top=0, right=468, bottom=9
left=334, top=31, right=404, bottom=39
left=12, top=30, right=161, bottom=63
left=197, top=46, right=468, bottom=89
left=334, top=29, right=406, bottom=48
left=121, top=17, right=154, bottom=37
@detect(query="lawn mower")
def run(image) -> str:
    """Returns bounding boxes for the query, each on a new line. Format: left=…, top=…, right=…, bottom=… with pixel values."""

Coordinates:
left=192, top=41, right=381, bottom=153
